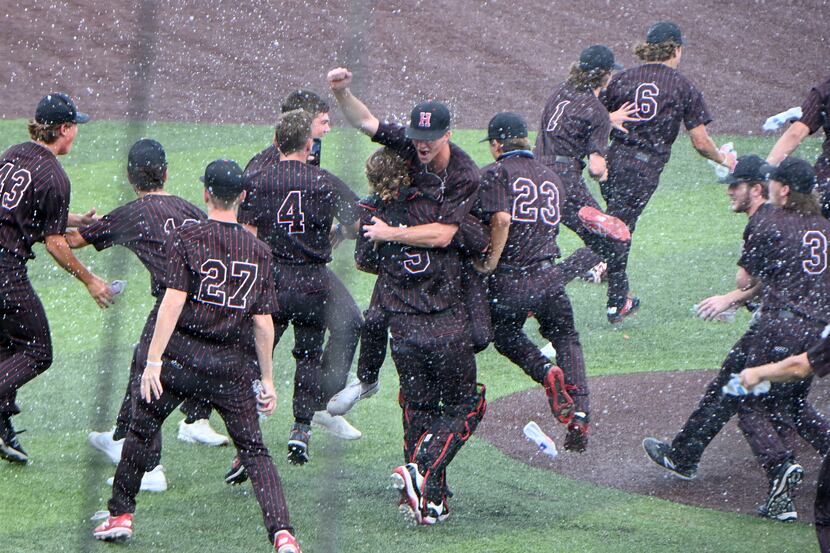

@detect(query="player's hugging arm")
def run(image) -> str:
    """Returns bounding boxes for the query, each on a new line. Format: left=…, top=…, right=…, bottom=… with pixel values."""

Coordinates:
left=64, top=228, right=89, bottom=248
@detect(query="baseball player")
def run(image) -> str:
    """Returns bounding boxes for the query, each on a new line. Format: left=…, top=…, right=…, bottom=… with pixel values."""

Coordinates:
left=599, top=21, right=736, bottom=322
left=239, top=109, right=360, bottom=466
left=243, top=90, right=363, bottom=441
left=535, top=44, right=636, bottom=285
left=327, top=67, right=488, bottom=524
left=70, top=138, right=215, bottom=490
left=93, top=159, right=301, bottom=553
left=767, top=76, right=830, bottom=218
left=478, top=112, right=590, bottom=451
left=645, top=156, right=830, bottom=521
left=740, top=330, right=830, bottom=550
left=0, top=93, right=114, bottom=464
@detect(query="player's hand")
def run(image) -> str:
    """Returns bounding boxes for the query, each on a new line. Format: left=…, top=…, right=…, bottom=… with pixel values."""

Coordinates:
left=362, top=216, right=391, bottom=243
left=257, top=378, right=277, bottom=416
left=78, top=208, right=98, bottom=226
left=86, top=275, right=115, bottom=309
left=696, top=294, right=732, bottom=320
left=140, top=363, right=163, bottom=403
left=738, top=368, right=762, bottom=390
left=473, top=258, right=495, bottom=275
left=329, top=224, right=346, bottom=249
left=327, top=67, right=353, bottom=91
left=610, top=101, right=638, bottom=133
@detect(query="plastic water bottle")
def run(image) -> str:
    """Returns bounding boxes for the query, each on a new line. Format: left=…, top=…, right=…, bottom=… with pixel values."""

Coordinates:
left=252, top=379, right=268, bottom=421
left=109, top=280, right=127, bottom=295
left=523, top=421, right=558, bottom=459
left=707, top=142, right=735, bottom=179
left=691, top=304, right=736, bottom=323
left=762, top=107, right=802, bottom=132
left=722, top=374, right=771, bottom=397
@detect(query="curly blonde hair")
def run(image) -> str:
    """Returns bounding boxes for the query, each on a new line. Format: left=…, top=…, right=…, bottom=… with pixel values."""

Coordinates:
left=365, top=147, right=411, bottom=202
left=634, top=41, right=679, bottom=62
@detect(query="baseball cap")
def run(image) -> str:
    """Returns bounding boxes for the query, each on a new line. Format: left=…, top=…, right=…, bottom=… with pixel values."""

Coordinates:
left=722, top=155, right=767, bottom=185
left=405, top=101, right=451, bottom=141
left=481, top=112, right=528, bottom=142
left=128, top=139, right=167, bottom=172
left=579, top=45, right=623, bottom=72
left=200, top=159, right=245, bottom=199
left=646, top=21, right=684, bottom=45
left=761, top=156, right=816, bottom=194
left=35, top=93, right=90, bottom=125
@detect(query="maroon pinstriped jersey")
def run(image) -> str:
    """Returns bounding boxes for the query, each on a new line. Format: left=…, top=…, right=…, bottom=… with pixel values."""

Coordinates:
left=739, top=205, right=830, bottom=323
left=479, top=152, right=563, bottom=268
left=535, top=82, right=611, bottom=166
left=80, top=194, right=206, bottom=297
left=808, top=327, right=830, bottom=377
left=239, top=160, right=358, bottom=264
left=243, top=141, right=321, bottom=181
left=160, top=220, right=276, bottom=372
left=0, top=142, right=71, bottom=261
left=601, top=63, right=711, bottom=165
left=799, top=77, right=830, bottom=178
left=372, top=122, right=480, bottom=225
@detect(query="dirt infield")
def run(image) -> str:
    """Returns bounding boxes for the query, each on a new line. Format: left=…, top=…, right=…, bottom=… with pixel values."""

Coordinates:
left=1, top=0, right=827, bottom=133
left=477, top=369, right=830, bottom=521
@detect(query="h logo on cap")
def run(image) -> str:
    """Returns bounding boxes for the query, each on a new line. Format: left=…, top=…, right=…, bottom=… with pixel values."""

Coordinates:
left=418, top=112, right=432, bottom=128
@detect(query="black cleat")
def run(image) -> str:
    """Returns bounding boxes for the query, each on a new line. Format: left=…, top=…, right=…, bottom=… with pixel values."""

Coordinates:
left=759, top=462, right=803, bottom=522
left=608, top=296, right=640, bottom=324
left=224, top=455, right=248, bottom=485
left=287, top=423, right=311, bottom=466
left=642, top=437, right=696, bottom=480
left=0, top=414, right=28, bottom=464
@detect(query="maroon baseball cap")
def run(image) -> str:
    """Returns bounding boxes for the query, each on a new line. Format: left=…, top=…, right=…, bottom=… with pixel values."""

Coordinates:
left=406, top=101, right=451, bottom=141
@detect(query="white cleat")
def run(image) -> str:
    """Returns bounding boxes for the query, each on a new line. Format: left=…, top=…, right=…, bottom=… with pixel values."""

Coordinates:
left=540, top=342, right=557, bottom=361
left=326, top=379, right=379, bottom=416
left=312, top=411, right=362, bottom=440
left=107, top=464, right=167, bottom=492
left=88, top=430, right=124, bottom=465
left=177, top=418, right=229, bottom=447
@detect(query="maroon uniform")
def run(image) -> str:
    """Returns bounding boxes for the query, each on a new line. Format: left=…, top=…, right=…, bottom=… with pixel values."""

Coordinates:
left=0, top=142, right=71, bottom=416
left=108, top=219, right=293, bottom=541
left=798, top=77, right=830, bottom=218
left=479, top=150, right=589, bottom=412
left=240, top=159, right=360, bottom=423
left=80, top=194, right=208, bottom=440
left=535, top=82, right=626, bottom=283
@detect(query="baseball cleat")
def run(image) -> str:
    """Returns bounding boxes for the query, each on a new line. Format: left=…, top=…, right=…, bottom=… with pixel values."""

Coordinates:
left=287, top=423, right=311, bottom=466
left=107, top=464, right=167, bottom=492
left=578, top=206, right=631, bottom=243
left=760, top=462, right=803, bottom=522
left=422, top=499, right=450, bottom=525
left=274, top=529, right=302, bottom=553
left=224, top=455, right=248, bottom=485
left=311, top=411, right=362, bottom=440
left=542, top=364, right=576, bottom=424
left=581, top=261, right=608, bottom=284
left=326, top=379, right=379, bottom=416
left=93, top=513, right=134, bottom=542
left=88, top=430, right=124, bottom=465
left=0, top=414, right=28, bottom=464
left=177, top=418, right=229, bottom=446
left=563, top=412, right=590, bottom=453
left=540, top=342, right=557, bottom=361
left=642, top=438, right=697, bottom=480
left=608, top=296, right=640, bottom=324
left=391, top=463, right=425, bottom=525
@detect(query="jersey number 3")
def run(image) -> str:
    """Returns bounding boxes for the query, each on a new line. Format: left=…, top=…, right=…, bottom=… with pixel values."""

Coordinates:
left=277, top=190, right=305, bottom=234
left=803, top=230, right=828, bottom=275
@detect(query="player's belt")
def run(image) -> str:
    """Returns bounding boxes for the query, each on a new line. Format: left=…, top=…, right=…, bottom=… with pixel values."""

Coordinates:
left=634, top=152, right=651, bottom=163
left=553, top=155, right=577, bottom=164
left=497, top=259, right=556, bottom=274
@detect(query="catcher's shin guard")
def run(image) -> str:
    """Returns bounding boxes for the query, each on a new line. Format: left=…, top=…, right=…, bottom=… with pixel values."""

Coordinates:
left=400, top=391, right=438, bottom=463
left=414, top=384, right=487, bottom=502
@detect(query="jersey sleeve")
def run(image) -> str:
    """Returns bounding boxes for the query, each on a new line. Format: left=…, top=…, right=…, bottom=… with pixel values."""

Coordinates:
left=78, top=204, right=133, bottom=251
left=738, top=219, right=775, bottom=278
left=41, top=172, right=70, bottom=236
left=237, top=178, right=264, bottom=228
left=250, top=252, right=278, bottom=315
left=808, top=331, right=830, bottom=378
left=683, top=84, right=713, bottom=130
left=327, top=172, right=360, bottom=225
left=159, top=232, right=191, bottom=293
left=800, top=86, right=828, bottom=135
left=586, top=106, right=612, bottom=156
left=438, top=170, right=479, bottom=225
left=372, top=122, right=417, bottom=159
left=479, top=164, right=511, bottom=214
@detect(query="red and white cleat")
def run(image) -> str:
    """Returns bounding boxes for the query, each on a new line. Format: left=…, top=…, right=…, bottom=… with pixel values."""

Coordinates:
left=274, top=529, right=302, bottom=553
left=93, top=513, right=133, bottom=542
left=578, top=206, right=631, bottom=243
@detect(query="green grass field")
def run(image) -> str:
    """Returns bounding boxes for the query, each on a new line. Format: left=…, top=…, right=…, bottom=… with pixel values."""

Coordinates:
left=0, top=120, right=825, bottom=552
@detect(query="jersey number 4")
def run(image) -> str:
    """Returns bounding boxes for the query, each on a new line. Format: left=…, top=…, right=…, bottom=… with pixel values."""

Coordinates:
left=803, top=230, right=828, bottom=275
left=0, top=162, right=33, bottom=210
left=277, top=190, right=305, bottom=234
left=511, top=177, right=560, bottom=226
left=198, top=259, right=259, bottom=309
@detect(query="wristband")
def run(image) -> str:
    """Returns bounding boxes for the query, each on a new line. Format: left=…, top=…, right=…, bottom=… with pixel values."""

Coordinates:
left=145, top=360, right=163, bottom=367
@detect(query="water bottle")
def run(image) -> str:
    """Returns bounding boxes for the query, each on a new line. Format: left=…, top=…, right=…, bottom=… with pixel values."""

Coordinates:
left=109, top=280, right=127, bottom=295
left=523, top=421, right=558, bottom=459
left=252, top=379, right=268, bottom=421
left=722, top=374, right=770, bottom=397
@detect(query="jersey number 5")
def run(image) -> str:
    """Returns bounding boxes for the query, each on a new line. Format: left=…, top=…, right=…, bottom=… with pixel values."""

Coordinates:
left=511, top=177, right=560, bottom=226
left=803, top=230, right=828, bottom=275
left=0, top=162, right=33, bottom=211
left=198, top=259, right=259, bottom=309
left=277, top=190, right=305, bottom=234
